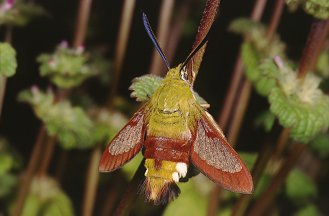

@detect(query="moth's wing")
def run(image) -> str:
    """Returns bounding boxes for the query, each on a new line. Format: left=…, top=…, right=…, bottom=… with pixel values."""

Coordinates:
left=190, top=108, right=253, bottom=194
left=99, top=107, right=146, bottom=172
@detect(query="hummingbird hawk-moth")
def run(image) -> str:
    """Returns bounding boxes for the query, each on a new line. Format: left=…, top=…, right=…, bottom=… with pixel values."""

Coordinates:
left=99, top=12, right=253, bottom=204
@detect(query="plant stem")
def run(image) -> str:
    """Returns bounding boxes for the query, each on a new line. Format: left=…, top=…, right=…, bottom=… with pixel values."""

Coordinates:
left=265, top=0, right=285, bottom=40
left=226, top=0, right=284, bottom=145
left=271, top=128, right=290, bottom=161
left=247, top=144, right=306, bottom=216
left=107, top=0, right=136, bottom=108
left=72, top=0, right=93, bottom=48
left=36, top=135, right=57, bottom=176
left=165, top=1, right=190, bottom=66
left=207, top=1, right=268, bottom=215
left=226, top=81, right=252, bottom=145
left=149, top=0, right=175, bottom=76
left=216, top=0, right=267, bottom=128
left=0, top=77, right=7, bottom=120
left=55, top=150, right=68, bottom=181
left=113, top=159, right=146, bottom=216
left=231, top=123, right=281, bottom=216
left=186, top=0, right=220, bottom=85
left=218, top=1, right=285, bottom=214
left=82, top=145, right=102, bottom=216
left=298, top=19, right=329, bottom=78
left=100, top=175, right=122, bottom=216
left=12, top=126, right=46, bottom=216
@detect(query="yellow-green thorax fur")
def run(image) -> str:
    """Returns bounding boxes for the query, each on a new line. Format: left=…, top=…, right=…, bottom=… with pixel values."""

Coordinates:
left=146, top=65, right=199, bottom=139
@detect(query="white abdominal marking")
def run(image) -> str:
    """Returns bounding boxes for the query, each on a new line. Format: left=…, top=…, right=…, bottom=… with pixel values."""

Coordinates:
left=172, top=172, right=179, bottom=182
left=176, top=162, right=188, bottom=178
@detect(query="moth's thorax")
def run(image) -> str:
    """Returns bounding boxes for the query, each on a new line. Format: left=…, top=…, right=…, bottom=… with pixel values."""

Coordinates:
left=147, top=65, right=196, bottom=139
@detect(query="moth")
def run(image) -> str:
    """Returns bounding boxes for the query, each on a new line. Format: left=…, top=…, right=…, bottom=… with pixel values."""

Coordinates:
left=99, top=13, right=253, bottom=204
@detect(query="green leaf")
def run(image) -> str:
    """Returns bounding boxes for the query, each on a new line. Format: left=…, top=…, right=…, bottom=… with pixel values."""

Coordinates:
left=316, top=48, right=329, bottom=78
left=310, top=133, right=329, bottom=158
left=129, top=74, right=209, bottom=105
left=269, top=70, right=329, bottom=143
left=121, top=152, right=143, bottom=180
left=294, top=204, right=321, bottom=216
left=164, top=177, right=209, bottom=216
left=20, top=194, right=41, bottom=216
left=230, top=18, right=285, bottom=57
left=285, top=169, right=317, bottom=201
left=0, top=43, right=17, bottom=77
left=20, top=176, right=74, bottom=216
left=0, top=137, right=20, bottom=198
left=286, top=0, right=329, bottom=19
left=18, top=87, right=95, bottom=149
left=254, top=111, right=276, bottom=132
left=37, top=42, right=97, bottom=88
left=304, top=0, right=329, bottom=19
left=91, top=109, right=128, bottom=146
left=254, top=174, right=271, bottom=198
left=256, top=59, right=281, bottom=96
left=0, top=173, right=17, bottom=198
left=241, top=45, right=282, bottom=97
left=241, top=42, right=261, bottom=82
left=0, top=154, right=13, bottom=175
left=228, top=18, right=262, bottom=35
left=129, top=74, right=162, bottom=101
left=0, top=1, right=46, bottom=26
left=238, top=152, right=257, bottom=170
left=41, top=193, right=75, bottom=216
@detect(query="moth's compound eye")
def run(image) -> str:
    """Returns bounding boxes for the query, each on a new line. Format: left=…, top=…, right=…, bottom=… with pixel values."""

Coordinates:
left=180, top=67, right=188, bottom=81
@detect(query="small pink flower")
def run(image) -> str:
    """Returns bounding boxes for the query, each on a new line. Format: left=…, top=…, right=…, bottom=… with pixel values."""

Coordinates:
left=0, top=0, right=13, bottom=12
left=76, top=45, right=85, bottom=54
left=48, top=59, right=57, bottom=68
left=59, top=41, right=68, bottom=49
left=274, top=55, right=284, bottom=70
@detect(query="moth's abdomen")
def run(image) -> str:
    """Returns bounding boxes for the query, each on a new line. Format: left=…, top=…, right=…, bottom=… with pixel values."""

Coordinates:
left=141, top=136, right=190, bottom=204
left=141, top=159, right=188, bottom=204
left=144, top=136, right=190, bottom=163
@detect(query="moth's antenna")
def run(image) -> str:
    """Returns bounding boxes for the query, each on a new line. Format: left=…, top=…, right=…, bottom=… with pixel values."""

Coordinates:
left=181, top=33, right=209, bottom=70
left=142, top=12, right=170, bottom=70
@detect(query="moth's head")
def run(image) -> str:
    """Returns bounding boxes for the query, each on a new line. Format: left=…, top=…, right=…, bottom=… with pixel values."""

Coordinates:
left=142, top=12, right=207, bottom=85
left=165, top=64, right=189, bottom=82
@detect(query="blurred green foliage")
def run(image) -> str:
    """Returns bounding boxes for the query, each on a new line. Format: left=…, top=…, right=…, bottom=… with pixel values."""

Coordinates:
left=285, top=169, right=317, bottom=202
left=254, top=110, right=276, bottom=132
left=164, top=176, right=210, bottom=216
left=310, top=133, right=329, bottom=158
left=18, top=87, right=129, bottom=150
left=229, top=18, right=286, bottom=57
left=230, top=17, right=329, bottom=143
left=294, top=204, right=321, bottom=216
left=17, top=176, right=74, bottom=216
left=269, top=70, right=329, bottom=143
left=0, top=137, right=20, bottom=198
left=18, top=87, right=95, bottom=149
left=37, top=42, right=97, bottom=88
left=316, top=47, right=329, bottom=78
left=0, top=0, right=45, bottom=26
left=0, top=42, right=17, bottom=77
left=286, top=0, right=329, bottom=19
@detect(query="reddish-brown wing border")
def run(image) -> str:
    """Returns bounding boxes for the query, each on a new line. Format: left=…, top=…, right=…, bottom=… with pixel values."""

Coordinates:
left=191, top=109, right=253, bottom=194
left=99, top=107, right=146, bottom=172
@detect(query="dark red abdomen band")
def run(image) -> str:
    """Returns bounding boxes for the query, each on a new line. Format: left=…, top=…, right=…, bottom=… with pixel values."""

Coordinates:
left=144, top=136, right=191, bottom=164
